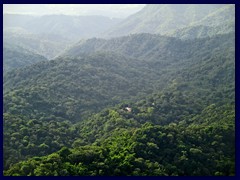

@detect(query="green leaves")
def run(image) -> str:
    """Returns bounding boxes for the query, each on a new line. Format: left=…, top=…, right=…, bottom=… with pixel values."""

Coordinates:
left=4, top=102, right=235, bottom=176
left=3, top=28, right=235, bottom=176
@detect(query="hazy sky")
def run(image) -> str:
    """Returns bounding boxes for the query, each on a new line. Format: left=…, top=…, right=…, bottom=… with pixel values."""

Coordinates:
left=3, top=4, right=146, bottom=18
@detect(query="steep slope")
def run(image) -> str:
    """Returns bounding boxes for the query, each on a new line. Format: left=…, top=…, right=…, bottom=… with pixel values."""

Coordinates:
left=168, top=5, right=235, bottom=39
left=105, top=4, right=234, bottom=38
left=3, top=44, right=48, bottom=72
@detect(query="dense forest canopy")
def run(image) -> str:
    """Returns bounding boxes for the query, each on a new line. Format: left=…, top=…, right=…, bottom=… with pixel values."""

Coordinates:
left=3, top=4, right=235, bottom=176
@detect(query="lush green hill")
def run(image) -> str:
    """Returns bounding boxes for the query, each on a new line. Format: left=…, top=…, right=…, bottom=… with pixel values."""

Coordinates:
left=3, top=52, right=157, bottom=123
left=3, top=32, right=235, bottom=173
left=63, top=33, right=235, bottom=89
left=4, top=103, right=235, bottom=176
left=3, top=44, right=48, bottom=72
left=105, top=4, right=234, bottom=38
left=63, top=32, right=235, bottom=63
left=3, top=113, right=76, bottom=170
left=4, top=33, right=234, bottom=123
left=3, top=4, right=235, bottom=176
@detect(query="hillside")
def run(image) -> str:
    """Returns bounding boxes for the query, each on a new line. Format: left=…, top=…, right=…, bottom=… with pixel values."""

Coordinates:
left=3, top=44, right=48, bottom=72
left=168, top=5, right=235, bottom=39
left=3, top=32, right=235, bottom=172
left=105, top=4, right=234, bottom=39
left=3, top=4, right=235, bottom=175
left=168, top=23, right=235, bottom=40
left=3, top=52, right=157, bottom=122
left=4, top=100, right=235, bottom=176
left=62, top=32, right=235, bottom=73
left=4, top=33, right=235, bottom=123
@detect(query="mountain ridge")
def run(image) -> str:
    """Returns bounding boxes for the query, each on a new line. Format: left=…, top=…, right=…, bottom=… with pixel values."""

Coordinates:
left=104, top=4, right=234, bottom=39
left=3, top=4, right=235, bottom=176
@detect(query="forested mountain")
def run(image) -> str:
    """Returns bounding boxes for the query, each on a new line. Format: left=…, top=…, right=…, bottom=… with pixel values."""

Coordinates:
left=3, top=14, right=122, bottom=58
left=63, top=32, right=235, bottom=65
left=3, top=32, right=235, bottom=174
left=3, top=4, right=235, bottom=176
left=105, top=4, right=234, bottom=39
left=4, top=52, right=157, bottom=122
left=4, top=33, right=235, bottom=121
left=168, top=22, right=235, bottom=40
left=191, top=4, right=235, bottom=27
left=168, top=5, right=235, bottom=39
left=3, top=4, right=234, bottom=59
left=3, top=44, right=48, bottom=72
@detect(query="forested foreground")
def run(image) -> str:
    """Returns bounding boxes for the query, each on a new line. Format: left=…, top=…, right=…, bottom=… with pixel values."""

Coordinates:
left=4, top=103, right=234, bottom=176
left=3, top=73, right=235, bottom=176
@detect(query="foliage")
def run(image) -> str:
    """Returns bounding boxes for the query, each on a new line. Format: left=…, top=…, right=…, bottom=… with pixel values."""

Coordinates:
left=4, top=104, right=235, bottom=176
left=3, top=32, right=235, bottom=176
left=3, top=113, right=76, bottom=169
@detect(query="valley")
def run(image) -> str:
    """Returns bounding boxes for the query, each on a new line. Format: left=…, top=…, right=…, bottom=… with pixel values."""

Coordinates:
left=3, top=4, right=235, bottom=176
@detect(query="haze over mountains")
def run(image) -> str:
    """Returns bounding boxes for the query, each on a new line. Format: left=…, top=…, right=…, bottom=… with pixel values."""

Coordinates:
left=3, top=4, right=234, bottom=61
left=105, top=4, right=234, bottom=38
left=3, top=43, right=48, bottom=72
left=3, top=4, right=235, bottom=176
left=3, top=14, right=122, bottom=59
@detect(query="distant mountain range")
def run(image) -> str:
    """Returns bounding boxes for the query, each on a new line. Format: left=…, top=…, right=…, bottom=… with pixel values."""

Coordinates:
left=4, top=14, right=122, bottom=40
left=3, top=4, right=234, bottom=62
left=3, top=14, right=122, bottom=59
left=105, top=4, right=234, bottom=39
